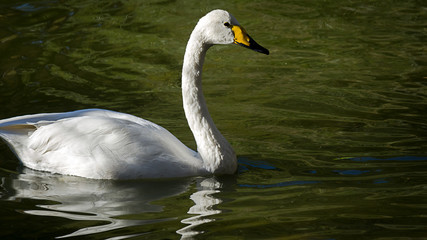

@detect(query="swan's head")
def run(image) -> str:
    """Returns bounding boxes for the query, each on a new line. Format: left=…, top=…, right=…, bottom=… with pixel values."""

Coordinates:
left=195, top=9, right=269, bottom=55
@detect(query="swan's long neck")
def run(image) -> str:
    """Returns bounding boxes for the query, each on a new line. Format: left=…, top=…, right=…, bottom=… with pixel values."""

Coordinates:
left=182, top=28, right=236, bottom=174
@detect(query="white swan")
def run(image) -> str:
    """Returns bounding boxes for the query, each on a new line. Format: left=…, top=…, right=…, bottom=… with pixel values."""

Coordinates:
left=0, top=9, right=269, bottom=179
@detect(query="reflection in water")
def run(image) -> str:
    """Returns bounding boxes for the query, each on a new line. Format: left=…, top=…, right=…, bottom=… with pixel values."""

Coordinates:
left=177, top=178, right=222, bottom=239
left=3, top=168, right=222, bottom=239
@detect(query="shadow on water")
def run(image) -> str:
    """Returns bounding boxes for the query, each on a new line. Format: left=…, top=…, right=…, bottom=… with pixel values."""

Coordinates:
left=237, top=155, right=427, bottom=188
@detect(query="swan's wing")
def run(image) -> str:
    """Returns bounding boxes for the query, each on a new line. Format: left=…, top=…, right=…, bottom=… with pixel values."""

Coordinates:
left=0, top=109, right=118, bottom=156
left=0, top=109, right=101, bottom=126
left=0, top=109, right=202, bottom=179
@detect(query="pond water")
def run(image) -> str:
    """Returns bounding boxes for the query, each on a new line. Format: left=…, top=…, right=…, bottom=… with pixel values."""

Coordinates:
left=1, top=0, right=426, bottom=239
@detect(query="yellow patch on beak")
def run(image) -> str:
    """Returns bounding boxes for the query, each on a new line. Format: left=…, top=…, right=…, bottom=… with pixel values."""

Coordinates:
left=230, top=24, right=270, bottom=55
left=232, top=25, right=251, bottom=46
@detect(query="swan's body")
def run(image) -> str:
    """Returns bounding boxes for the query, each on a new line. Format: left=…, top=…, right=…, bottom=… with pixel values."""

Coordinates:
left=0, top=10, right=269, bottom=179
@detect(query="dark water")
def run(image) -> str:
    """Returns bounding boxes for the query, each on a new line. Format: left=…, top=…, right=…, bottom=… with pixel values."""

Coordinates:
left=1, top=0, right=426, bottom=239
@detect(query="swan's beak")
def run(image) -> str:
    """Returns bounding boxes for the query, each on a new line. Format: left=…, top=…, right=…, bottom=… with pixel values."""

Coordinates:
left=232, top=25, right=269, bottom=55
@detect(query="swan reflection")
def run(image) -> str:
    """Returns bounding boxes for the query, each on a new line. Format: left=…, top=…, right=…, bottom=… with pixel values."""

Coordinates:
left=3, top=168, right=224, bottom=239
left=177, top=178, right=222, bottom=239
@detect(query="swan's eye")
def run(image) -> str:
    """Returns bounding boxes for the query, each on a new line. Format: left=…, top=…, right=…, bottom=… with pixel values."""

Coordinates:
left=224, top=22, right=231, bottom=27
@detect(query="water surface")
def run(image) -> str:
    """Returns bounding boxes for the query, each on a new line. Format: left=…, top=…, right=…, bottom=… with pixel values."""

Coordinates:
left=1, top=0, right=426, bottom=239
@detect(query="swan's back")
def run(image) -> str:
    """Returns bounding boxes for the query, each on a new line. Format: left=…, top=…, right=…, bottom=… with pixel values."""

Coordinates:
left=0, top=109, right=204, bottom=179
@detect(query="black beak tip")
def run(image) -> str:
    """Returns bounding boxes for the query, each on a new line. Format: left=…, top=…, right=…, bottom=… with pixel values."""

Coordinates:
left=257, top=47, right=269, bottom=55
left=236, top=41, right=270, bottom=55
left=247, top=35, right=269, bottom=55
left=251, top=42, right=269, bottom=55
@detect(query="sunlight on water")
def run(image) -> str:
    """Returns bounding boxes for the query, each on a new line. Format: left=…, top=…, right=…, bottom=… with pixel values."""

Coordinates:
left=0, top=0, right=426, bottom=239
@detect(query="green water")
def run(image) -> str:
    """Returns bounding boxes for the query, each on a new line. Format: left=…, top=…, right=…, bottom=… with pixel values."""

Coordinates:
left=1, top=0, right=426, bottom=239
